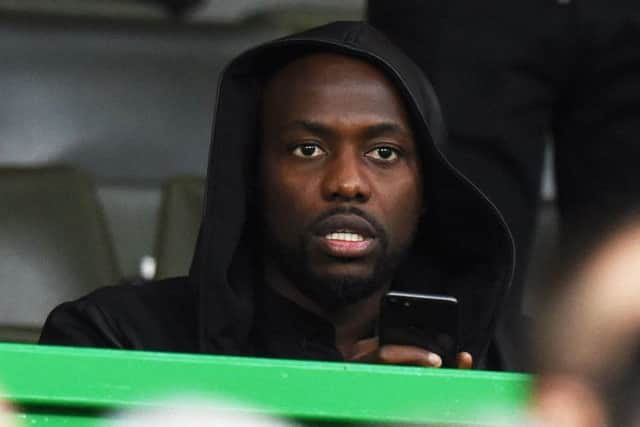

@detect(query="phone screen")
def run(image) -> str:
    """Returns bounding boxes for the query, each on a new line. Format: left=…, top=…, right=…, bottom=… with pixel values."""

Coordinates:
left=379, top=292, right=460, bottom=368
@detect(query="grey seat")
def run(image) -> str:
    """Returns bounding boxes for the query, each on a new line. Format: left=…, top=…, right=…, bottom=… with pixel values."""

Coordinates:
left=0, top=166, right=121, bottom=342
left=98, top=184, right=162, bottom=278
left=154, top=176, right=205, bottom=280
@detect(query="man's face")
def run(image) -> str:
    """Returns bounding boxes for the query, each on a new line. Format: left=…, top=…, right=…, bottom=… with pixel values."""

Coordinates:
left=259, top=53, right=423, bottom=309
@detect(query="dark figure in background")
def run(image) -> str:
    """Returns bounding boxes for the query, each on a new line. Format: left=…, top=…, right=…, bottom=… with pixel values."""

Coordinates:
left=369, top=0, right=640, bottom=365
left=40, top=22, right=514, bottom=370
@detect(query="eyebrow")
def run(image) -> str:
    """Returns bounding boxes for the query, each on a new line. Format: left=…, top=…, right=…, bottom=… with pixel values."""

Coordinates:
left=280, top=120, right=337, bottom=139
left=361, top=122, right=412, bottom=140
left=280, top=120, right=411, bottom=140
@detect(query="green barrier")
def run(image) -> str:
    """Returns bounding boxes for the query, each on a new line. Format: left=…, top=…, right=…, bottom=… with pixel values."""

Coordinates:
left=0, top=343, right=531, bottom=426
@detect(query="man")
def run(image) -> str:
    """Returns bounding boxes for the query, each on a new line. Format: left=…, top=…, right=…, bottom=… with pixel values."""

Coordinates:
left=40, top=22, right=514, bottom=370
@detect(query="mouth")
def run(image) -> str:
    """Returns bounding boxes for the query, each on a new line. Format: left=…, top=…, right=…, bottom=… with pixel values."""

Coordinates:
left=322, top=230, right=373, bottom=257
left=325, top=230, right=366, bottom=242
left=311, top=214, right=378, bottom=258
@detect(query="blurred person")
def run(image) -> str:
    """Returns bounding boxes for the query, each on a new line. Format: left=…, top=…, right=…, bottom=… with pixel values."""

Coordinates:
left=531, top=214, right=640, bottom=426
left=369, top=0, right=640, bottom=370
left=40, top=22, right=515, bottom=370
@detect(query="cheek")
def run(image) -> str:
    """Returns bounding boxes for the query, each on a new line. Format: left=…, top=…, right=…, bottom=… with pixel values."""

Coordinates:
left=261, top=164, right=320, bottom=230
left=379, top=176, right=423, bottom=242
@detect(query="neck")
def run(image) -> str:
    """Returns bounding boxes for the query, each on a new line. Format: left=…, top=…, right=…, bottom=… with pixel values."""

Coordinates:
left=263, top=261, right=388, bottom=358
left=331, top=288, right=386, bottom=358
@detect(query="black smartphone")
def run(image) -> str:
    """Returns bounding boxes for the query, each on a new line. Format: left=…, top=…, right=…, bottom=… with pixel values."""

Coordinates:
left=379, top=291, right=460, bottom=368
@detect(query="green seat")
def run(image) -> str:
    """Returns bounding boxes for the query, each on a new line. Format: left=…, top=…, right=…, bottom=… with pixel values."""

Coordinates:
left=0, top=166, right=120, bottom=342
left=154, top=176, right=205, bottom=279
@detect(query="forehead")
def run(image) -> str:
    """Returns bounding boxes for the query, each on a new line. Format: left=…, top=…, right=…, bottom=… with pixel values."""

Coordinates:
left=261, top=53, right=410, bottom=126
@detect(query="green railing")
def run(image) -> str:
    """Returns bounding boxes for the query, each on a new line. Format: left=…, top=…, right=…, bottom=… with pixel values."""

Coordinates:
left=0, top=343, right=531, bottom=426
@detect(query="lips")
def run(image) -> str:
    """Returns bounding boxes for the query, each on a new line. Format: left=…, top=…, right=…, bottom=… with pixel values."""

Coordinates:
left=311, top=214, right=378, bottom=258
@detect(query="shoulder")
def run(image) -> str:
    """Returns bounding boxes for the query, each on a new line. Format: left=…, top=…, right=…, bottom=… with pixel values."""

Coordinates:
left=40, top=277, right=198, bottom=353
left=86, top=277, right=196, bottom=319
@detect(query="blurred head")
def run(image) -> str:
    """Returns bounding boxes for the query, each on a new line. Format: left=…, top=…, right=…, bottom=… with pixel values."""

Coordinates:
left=536, top=216, right=640, bottom=378
left=259, top=52, right=423, bottom=310
left=532, top=213, right=640, bottom=426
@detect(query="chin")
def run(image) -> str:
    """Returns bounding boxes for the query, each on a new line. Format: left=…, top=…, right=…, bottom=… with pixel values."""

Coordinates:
left=299, top=268, right=384, bottom=310
left=312, top=265, right=377, bottom=287
left=316, top=257, right=377, bottom=277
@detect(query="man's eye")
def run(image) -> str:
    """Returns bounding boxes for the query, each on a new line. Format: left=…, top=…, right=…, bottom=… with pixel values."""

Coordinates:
left=366, top=147, right=399, bottom=162
left=292, top=144, right=324, bottom=158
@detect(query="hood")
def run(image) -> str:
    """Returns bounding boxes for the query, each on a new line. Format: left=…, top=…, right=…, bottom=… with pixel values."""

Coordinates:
left=189, top=21, right=515, bottom=364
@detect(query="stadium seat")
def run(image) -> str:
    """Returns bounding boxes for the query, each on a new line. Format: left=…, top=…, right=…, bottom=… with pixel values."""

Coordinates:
left=154, top=176, right=205, bottom=279
left=0, top=166, right=121, bottom=342
left=98, top=184, right=162, bottom=278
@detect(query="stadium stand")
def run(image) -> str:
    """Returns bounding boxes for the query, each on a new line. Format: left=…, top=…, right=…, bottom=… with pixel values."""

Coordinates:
left=0, top=15, right=282, bottom=282
left=0, top=166, right=120, bottom=342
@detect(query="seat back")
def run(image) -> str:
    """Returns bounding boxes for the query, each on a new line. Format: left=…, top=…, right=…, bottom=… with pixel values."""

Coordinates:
left=0, top=166, right=121, bottom=342
left=154, top=176, right=205, bottom=279
left=98, top=184, right=162, bottom=278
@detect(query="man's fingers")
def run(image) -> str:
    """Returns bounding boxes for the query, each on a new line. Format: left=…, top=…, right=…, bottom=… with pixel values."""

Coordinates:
left=351, top=342, right=473, bottom=369
left=348, top=337, right=380, bottom=362
left=378, top=345, right=442, bottom=367
left=379, top=347, right=473, bottom=369
left=457, top=352, right=473, bottom=369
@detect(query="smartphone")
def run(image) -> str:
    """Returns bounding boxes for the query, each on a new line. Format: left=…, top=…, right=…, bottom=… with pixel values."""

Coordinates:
left=379, top=291, right=460, bottom=368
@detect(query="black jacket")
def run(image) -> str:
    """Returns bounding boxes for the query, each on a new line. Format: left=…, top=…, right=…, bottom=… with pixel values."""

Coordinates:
left=40, top=22, right=515, bottom=369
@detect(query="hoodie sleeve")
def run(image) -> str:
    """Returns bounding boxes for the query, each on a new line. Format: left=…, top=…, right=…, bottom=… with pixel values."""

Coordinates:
left=39, top=299, right=127, bottom=349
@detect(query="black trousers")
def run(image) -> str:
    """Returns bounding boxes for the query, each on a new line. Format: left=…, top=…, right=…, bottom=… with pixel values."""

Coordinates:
left=369, top=0, right=640, bottom=315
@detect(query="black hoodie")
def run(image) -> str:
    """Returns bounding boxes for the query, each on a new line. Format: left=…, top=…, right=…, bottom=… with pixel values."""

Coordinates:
left=40, top=22, right=515, bottom=370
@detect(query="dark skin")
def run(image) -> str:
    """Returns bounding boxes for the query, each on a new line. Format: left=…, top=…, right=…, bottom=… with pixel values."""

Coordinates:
left=260, top=53, right=472, bottom=369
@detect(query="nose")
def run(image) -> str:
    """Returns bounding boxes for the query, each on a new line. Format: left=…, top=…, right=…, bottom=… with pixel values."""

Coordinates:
left=321, top=148, right=371, bottom=203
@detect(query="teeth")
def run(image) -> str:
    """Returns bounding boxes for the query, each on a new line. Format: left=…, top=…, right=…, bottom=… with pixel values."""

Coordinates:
left=325, top=232, right=364, bottom=242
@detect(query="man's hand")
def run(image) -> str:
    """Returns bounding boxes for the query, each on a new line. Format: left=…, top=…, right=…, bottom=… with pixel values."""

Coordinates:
left=349, top=337, right=473, bottom=369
